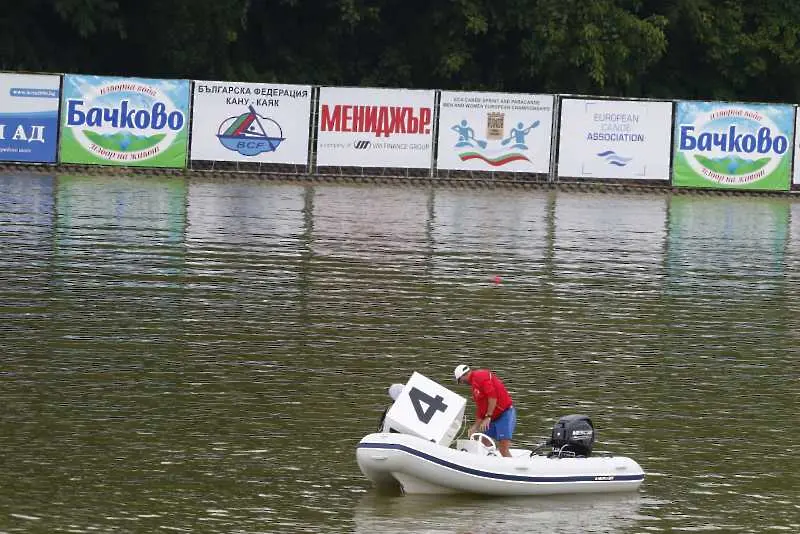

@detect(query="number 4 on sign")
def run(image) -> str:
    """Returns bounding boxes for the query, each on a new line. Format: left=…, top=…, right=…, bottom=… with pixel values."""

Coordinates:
left=408, top=387, right=448, bottom=424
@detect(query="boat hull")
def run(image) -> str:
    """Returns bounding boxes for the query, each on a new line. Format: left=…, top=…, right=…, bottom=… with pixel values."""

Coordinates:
left=356, top=433, right=645, bottom=496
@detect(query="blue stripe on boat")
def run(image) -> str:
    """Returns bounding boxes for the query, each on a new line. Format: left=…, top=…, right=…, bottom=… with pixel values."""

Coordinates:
left=357, top=442, right=645, bottom=483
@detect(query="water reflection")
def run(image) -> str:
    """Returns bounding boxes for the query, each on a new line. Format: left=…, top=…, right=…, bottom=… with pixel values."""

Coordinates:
left=56, top=174, right=186, bottom=244
left=665, top=195, right=790, bottom=291
left=0, top=173, right=55, bottom=379
left=312, top=184, right=432, bottom=263
left=352, top=493, right=646, bottom=534
left=0, top=173, right=55, bottom=299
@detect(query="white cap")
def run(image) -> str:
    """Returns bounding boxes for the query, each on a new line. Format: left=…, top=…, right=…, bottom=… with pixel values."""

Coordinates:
left=388, top=383, right=405, bottom=401
left=453, top=364, right=470, bottom=382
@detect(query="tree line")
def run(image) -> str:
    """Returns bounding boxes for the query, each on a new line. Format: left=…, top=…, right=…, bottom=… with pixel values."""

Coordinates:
left=2, top=0, right=800, bottom=102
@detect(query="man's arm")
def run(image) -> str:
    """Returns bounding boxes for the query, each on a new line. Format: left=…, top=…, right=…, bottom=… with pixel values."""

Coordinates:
left=477, top=373, right=497, bottom=418
left=484, top=397, right=497, bottom=419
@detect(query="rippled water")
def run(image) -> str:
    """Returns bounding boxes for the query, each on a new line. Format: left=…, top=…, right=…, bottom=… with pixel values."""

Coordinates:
left=1, top=173, right=798, bottom=533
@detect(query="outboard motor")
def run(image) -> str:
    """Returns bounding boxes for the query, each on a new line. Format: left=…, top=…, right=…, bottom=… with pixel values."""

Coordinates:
left=550, top=414, right=595, bottom=457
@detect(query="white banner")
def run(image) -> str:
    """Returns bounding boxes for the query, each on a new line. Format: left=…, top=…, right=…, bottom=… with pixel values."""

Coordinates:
left=437, top=91, right=554, bottom=173
left=557, top=98, right=673, bottom=180
left=190, top=81, right=312, bottom=164
left=316, top=87, right=435, bottom=168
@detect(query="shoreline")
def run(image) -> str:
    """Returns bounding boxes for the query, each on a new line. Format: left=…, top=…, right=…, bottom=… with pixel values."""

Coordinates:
left=1, top=163, right=796, bottom=198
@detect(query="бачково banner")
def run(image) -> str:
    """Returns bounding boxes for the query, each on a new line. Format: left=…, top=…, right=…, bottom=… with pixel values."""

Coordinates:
left=673, top=101, right=795, bottom=191
left=437, top=91, right=554, bottom=173
left=316, top=87, right=435, bottom=168
left=557, top=98, right=673, bottom=180
left=190, top=81, right=312, bottom=164
left=60, top=75, right=190, bottom=168
left=0, top=73, right=61, bottom=163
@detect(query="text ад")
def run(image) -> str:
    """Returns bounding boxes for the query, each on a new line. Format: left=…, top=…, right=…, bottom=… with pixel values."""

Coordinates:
left=0, top=124, right=47, bottom=143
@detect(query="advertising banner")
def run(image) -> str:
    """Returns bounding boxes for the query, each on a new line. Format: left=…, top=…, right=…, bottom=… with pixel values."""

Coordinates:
left=794, top=109, right=800, bottom=185
left=0, top=73, right=61, bottom=163
left=557, top=98, right=672, bottom=180
left=316, top=87, right=435, bottom=168
left=437, top=92, right=554, bottom=173
left=190, top=81, right=312, bottom=164
left=673, top=101, right=794, bottom=190
left=59, top=75, right=190, bottom=168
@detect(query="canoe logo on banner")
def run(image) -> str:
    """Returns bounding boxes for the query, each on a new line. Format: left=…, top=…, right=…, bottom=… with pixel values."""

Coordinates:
left=217, top=105, right=285, bottom=156
left=678, top=107, right=790, bottom=185
left=65, top=81, right=185, bottom=162
left=451, top=114, right=538, bottom=167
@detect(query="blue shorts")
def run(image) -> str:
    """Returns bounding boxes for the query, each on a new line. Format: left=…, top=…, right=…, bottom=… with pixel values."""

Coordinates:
left=486, top=406, right=516, bottom=441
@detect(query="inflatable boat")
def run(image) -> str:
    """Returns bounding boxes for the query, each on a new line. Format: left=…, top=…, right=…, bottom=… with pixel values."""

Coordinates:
left=357, top=430, right=645, bottom=496
left=356, top=372, right=645, bottom=496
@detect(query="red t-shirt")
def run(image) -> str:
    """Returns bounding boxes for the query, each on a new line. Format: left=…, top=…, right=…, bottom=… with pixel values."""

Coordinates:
left=467, top=369, right=513, bottom=419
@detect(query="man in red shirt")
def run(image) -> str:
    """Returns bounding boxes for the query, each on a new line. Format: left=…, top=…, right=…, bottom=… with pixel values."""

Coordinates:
left=454, top=364, right=516, bottom=457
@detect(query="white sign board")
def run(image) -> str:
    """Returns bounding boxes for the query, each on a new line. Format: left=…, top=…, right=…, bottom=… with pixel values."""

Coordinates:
left=316, top=87, right=435, bottom=168
left=384, top=372, right=466, bottom=446
left=557, top=98, right=673, bottom=180
left=190, top=81, right=312, bottom=164
left=437, top=91, right=554, bottom=173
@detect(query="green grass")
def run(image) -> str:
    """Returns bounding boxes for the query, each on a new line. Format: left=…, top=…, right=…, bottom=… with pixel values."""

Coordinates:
left=59, top=127, right=188, bottom=168
left=671, top=151, right=790, bottom=191
left=83, top=130, right=166, bottom=152
left=694, top=154, right=770, bottom=176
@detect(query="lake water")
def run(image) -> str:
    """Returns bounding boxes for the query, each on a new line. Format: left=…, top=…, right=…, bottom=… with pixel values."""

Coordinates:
left=1, top=173, right=798, bottom=533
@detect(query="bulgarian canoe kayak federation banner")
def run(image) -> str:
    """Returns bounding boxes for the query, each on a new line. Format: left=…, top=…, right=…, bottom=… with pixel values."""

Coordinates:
left=673, top=102, right=794, bottom=191
left=59, top=75, right=190, bottom=168
left=437, top=92, right=554, bottom=173
left=190, top=81, right=311, bottom=164
left=557, top=99, right=673, bottom=180
left=316, top=87, right=435, bottom=168
left=0, top=73, right=60, bottom=163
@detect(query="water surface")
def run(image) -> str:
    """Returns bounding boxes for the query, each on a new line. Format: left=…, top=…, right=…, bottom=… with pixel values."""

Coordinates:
left=1, top=174, right=798, bottom=533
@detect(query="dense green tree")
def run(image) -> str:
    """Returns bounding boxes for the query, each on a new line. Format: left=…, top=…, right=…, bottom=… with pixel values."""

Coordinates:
left=639, top=0, right=800, bottom=101
left=1, top=0, right=800, bottom=102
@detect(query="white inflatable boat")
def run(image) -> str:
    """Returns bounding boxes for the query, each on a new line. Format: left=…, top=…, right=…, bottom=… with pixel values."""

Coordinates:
left=357, top=431, right=645, bottom=496
left=356, top=372, right=645, bottom=496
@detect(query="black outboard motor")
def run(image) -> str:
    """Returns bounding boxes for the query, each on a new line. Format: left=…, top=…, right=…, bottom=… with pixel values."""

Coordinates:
left=550, top=414, right=595, bottom=457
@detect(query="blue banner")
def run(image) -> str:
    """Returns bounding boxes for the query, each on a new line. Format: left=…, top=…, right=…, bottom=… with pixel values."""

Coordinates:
left=0, top=74, right=61, bottom=163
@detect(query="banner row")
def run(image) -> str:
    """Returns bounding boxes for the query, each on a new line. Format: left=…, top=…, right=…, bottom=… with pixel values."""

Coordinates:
left=1, top=72, right=798, bottom=191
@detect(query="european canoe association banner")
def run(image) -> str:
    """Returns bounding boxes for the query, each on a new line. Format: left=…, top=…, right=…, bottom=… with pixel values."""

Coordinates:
left=673, top=101, right=795, bottom=191
left=436, top=92, right=554, bottom=173
left=316, top=87, right=435, bottom=168
left=0, top=73, right=61, bottom=163
left=190, top=81, right=312, bottom=164
left=557, top=98, right=673, bottom=180
left=59, top=75, right=190, bottom=168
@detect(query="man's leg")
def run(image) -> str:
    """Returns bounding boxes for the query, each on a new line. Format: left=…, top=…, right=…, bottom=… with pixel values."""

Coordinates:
left=494, top=407, right=516, bottom=457
left=498, top=440, right=512, bottom=457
